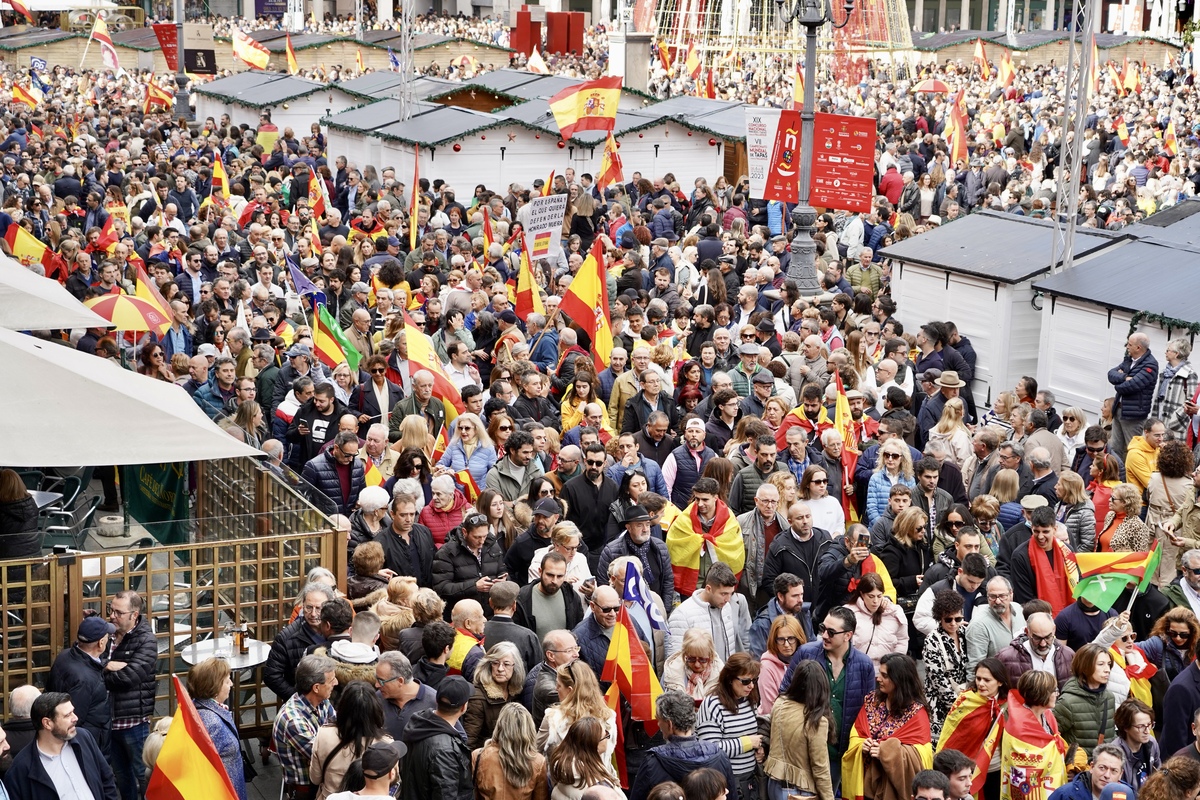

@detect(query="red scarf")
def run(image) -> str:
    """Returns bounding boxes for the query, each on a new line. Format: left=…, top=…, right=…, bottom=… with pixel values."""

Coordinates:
left=1029, top=536, right=1072, bottom=614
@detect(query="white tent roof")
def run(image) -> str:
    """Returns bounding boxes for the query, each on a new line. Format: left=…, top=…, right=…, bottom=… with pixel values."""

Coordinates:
left=0, top=327, right=262, bottom=467
left=0, top=257, right=111, bottom=331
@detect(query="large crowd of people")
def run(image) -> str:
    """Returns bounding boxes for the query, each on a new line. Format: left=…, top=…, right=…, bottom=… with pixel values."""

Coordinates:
left=3, top=11, right=1200, bottom=800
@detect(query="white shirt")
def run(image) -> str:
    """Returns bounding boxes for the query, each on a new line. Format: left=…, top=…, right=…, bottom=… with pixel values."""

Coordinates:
left=253, top=279, right=285, bottom=299
left=444, top=362, right=479, bottom=391
left=1023, top=640, right=1058, bottom=677
left=37, top=743, right=97, bottom=800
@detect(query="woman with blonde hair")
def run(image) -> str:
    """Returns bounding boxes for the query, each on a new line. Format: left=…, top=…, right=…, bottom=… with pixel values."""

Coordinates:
left=928, top=397, right=973, bottom=469
left=472, top=703, right=550, bottom=800
left=1099, top=483, right=1154, bottom=552
left=394, top=414, right=434, bottom=458
left=437, top=411, right=495, bottom=488
left=990, top=469, right=1024, bottom=530
left=981, top=391, right=1017, bottom=440
left=763, top=396, right=791, bottom=432
left=865, top=439, right=916, bottom=525
left=464, top=641, right=527, bottom=749
left=374, top=575, right=418, bottom=651
left=767, top=471, right=799, bottom=511
left=1055, top=471, right=1097, bottom=553
left=876, top=507, right=930, bottom=647
left=529, top=522, right=592, bottom=596
left=663, top=629, right=724, bottom=702
left=538, top=660, right=619, bottom=762
left=970, top=494, right=1003, bottom=562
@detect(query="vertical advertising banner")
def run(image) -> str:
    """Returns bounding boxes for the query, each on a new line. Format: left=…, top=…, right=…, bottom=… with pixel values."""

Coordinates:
left=810, top=112, right=876, bottom=213
left=763, top=109, right=802, bottom=203
left=744, top=107, right=781, bottom=201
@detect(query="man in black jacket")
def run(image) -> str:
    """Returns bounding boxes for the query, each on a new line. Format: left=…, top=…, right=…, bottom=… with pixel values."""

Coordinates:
left=287, top=383, right=347, bottom=469
left=374, top=491, right=435, bottom=587
left=2, top=692, right=118, bottom=800
left=264, top=582, right=338, bottom=700
left=103, top=591, right=157, bottom=800
left=628, top=691, right=736, bottom=800
left=505, top=498, right=560, bottom=582
left=483, top=581, right=541, bottom=672
left=46, top=617, right=112, bottom=755
left=399, top=676, right=474, bottom=800
left=510, top=372, right=562, bottom=432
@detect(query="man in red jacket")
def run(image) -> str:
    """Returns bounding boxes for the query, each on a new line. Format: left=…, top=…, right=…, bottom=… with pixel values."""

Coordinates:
left=878, top=164, right=903, bottom=205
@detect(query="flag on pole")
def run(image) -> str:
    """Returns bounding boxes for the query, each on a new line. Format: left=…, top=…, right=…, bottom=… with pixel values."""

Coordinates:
left=1090, top=36, right=1101, bottom=93
left=356, top=48, right=365, bottom=72
left=1124, top=58, right=1140, bottom=93
left=1072, top=547, right=1159, bottom=611
left=1165, top=120, right=1178, bottom=156
left=401, top=311, right=465, bottom=422
left=481, top=209, right=495, bottom=252
left=432, top=424, right=448, bottom=462
left=210, top=154, right=230, bottom=203
left=309, top=218, right=323, bottom=255
left=1108, top=62, right=1125, bottom=94
left=656, top=40, right=671, bottom=72
left=409, top=145, right=420, bottom=251
left=288, top=256, right=327, bottom=308
left=232, top=29, right=270, bottom=70
left=1115, top=116, right=1130, bottom=147
left=11, top=83, right=41, bottom=108
left=557, top=239, right=613, bottom=372
left=527, top=47, right=549, bottom=74
left=30, top=56, right=47, bottom=71
left=145, top=676, right=241, bottom=800
left=286, top=33, right=299, bottom=74
left=596, top=132, right=624, bottom=189
left=547, top=76, right=622, bottom=141
left=621, top=560, right=667, bottom=632
left=6, top=223, right=65, bottom=280
left=9, top=0, right=33, bottom=24
left=514, top=240, right=545, bottom=322
left=946, top=101, right=968, bottom=165
left=314, top=303, right=361, bottom=372
left=143, top=80, right=174, bottom=115
left=973, top=38, right=991, bottom=80
left=998, top=49, right=1015, bottom=88
left=306, top=169, right=326, bottom=217
left=684, top=41, right=701, bottom=79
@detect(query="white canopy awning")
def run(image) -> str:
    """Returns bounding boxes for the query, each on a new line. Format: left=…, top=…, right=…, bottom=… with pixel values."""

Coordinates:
left=0, top=327, right=262, bottom=467
left=0, top=257, right=111, bottom=331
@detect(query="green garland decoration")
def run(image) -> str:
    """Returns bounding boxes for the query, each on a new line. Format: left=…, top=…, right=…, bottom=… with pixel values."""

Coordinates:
left=1128, top=310, right=1200, bottom=339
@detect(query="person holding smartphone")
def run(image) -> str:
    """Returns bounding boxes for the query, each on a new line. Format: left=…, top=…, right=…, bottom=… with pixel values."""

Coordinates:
left=812, top=523, right=873, bottom=624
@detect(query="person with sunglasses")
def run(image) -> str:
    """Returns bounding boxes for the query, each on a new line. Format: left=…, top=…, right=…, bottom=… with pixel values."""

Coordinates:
left=697, top=653, right=765, bottom=800
left=347, top=355, right=404, bottom=439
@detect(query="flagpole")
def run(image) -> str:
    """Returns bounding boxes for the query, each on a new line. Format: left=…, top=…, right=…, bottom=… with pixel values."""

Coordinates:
left=79, top=17, right=97, bottom=69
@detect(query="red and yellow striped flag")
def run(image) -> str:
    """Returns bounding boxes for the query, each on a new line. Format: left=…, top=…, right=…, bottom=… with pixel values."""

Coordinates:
left=514, top=239, right=544, bottom=322
left=665, top=499, right=744, bottom=596
left=356, top=48, right=365, bottom=72
left=597, top=132, right=624, bottom=189
left=146, top=676, right=241, bottom=800
left=857, top=554, right=896, bottom=601
left=432, top=424, right=448, bottom=462
left=455, top=469, right=480, bottom=501
left=973, top=38, right=991, bottom=80
left=401, top=311, right=463, bottom=423
left=232, top=29, right=270, bottom=70
left=364, top=460, right=385, bottom=487
left=9, top=0, right=34, bottom=24
left=310, top=218, right=323, bottom=255
left=1165, top=120, right=1178, bottom=155
left=602, top=604, right=663, bottom=788
left=134, top=263, right=173, bottom=336
left=6, top=223, right=65, bottom=280
left=12, top=83, right=41, bottom=109
left=286, top=33, right=300, bottom=75
left=936, top=690, right=1000, bottom=755
left=547, top=76, right=622, bottom=141
left=684, top=41, right=701, bottom=79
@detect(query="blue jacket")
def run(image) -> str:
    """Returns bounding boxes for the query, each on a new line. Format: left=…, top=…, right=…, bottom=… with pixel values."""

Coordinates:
left=438, top=437, right=497, bottom=488
left=573, top=613, right=614, bottom=680
left=161, top=325, right=193, bottom=360
left=607, top=456, right=669, bottom=500
left=779, top=641, right=877, bottom=752
left=194, top=380, right=234, bottom=420
left=1047, top=772, right=1097, bottom=800
left=301, top=449, right=366, bottom=516
left=2, top=727, right=117, bottom=800
left=866, top=472, right=917, bottom=526
left=529, top=328, right=559, bottom=372
left=1109, top=351, right=1160, bottom=420
left=629, top=736, right=737, bottom=800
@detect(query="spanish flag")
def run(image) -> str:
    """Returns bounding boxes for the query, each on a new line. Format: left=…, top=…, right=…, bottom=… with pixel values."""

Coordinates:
left=971, top=690, right=1066, bottom=799
left=999, top=48, right=1015, bottom=88
left=144, top=80, right=174, bottom=115
left=657, top=40, right=672, bottom=73
left=481, top=209, right=495, bottom=252
left=232, top=29, right=270, bottom=70
left=973, top=38, right=991, bottom=81
left=1110, top=646, right=1156, bottom=707
left=134, top=264, right=173, bottom=336
left=210, top=154, right=230, bottom=204
left=454, top=469, right=480, bottom=502
left=514, top=240, right=544, bottom=322
left=1165, top=120, right=1178, bottom=156
left=314, top=302, right=361, bottom=372
left=855, top=554, right=896, bottom=602
left=557, top=239, right=613, bottom=372
left=12, top=83, right=41, bottom=109
left=946, top=102, right=968, bottom=166
left=307, top=168, right=326, bottom=217
left=1123, top=58, right=1140, bottom=94
left=684, top=41, right=701, bottom=79
left=146, top=676, right=241, bottom=800
left=935, top=690, right=1001, bottom=755
left=596, top=132, right=623, bottom=189
left=92, top=16, right=119, bottom=71
left=843, top=697, right=933, bottom=800
left=6, top=224, right=65, bottom=281
left=356, top=48, right=365, bottom=72
left=602, top=599, right=662, bottom=788
left=432, top=424, right=448, bottom=463
left=527, top=46, right=549, bottom=74
left=364, top=460, right=385, bottom=487
left=1115, top=115, right=1130, bottom=147
left=85, top=214, right=118, bottom=255
left=547, top=76, right=622, bottom=141
left=286, top=33, right=300, bottom=75
left=1108, top=62, right=1125, bottom=95
left=665, top=497, right=744, bottom=597
left=310, top=218, right=323, bottom=255
left=9, top=0, right=34, bottom=24
left=401, top=311, right=463, bottom=422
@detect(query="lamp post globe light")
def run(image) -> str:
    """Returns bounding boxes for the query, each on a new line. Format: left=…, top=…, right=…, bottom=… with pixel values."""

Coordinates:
left=775, top=0, right=856, bottom=292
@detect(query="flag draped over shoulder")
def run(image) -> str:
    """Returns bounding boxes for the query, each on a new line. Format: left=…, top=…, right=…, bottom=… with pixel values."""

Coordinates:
left=936, top=690, right=1000, bottom=755
left=854, top=554, right=896, bottom=601
left=664, top=499, right=743, bottom=596
left=971, top=690, right=1066, bottom=800
left=558, top=239, right=613, bottom=372
left=548, top=76, right=621, bottom=141
left=842, top=699, right=933, bottom=800
left=146, top=676, right=241, bottom=800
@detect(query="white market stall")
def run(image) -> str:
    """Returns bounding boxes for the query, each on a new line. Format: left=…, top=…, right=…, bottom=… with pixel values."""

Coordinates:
left=194, top=72, right=355, bottom=134
left=1032, top=237, right=1200, bottom=420
left=879, top=212, right=1115, bottom=407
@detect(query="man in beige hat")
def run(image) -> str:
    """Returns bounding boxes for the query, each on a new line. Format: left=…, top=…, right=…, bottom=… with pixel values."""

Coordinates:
left=917, top=370, right=967, bottom=446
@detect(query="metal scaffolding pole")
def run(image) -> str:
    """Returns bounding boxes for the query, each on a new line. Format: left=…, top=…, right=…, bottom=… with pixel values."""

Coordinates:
left=1048, top=0, right=1098, bottom=275
left=397, top=0, right=414, bottom=120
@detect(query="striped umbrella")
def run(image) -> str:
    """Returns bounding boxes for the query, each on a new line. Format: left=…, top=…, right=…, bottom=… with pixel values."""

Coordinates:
left=83, top=294, right=171, bottom=332
left=913, top=78, right=952, bottom=93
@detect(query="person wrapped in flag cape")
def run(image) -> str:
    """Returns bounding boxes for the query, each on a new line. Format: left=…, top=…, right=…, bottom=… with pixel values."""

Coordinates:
left=936, top=657, right=1009, bottom=772
left=664, top=476, right=744, bottom=597
left=970, top=675, right=1067, bottom=800
left=841, top=653, right=933, bottom=800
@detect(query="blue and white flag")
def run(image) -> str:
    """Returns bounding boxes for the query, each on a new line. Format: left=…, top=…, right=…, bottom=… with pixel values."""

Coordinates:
left=29, top=56, right=47, bottom=72
left=621, top=561, right=667, bottom=631
left=387, top=47, right=400, bottom=71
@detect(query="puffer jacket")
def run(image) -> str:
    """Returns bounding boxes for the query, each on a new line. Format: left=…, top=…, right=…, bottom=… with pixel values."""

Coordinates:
left=438, top=438, right=497, bottom=488
left=665, top=591, right=751, bottom=660
left=996, top=634, right=1075, bottom=691
left=418, top=490, right=470, bottom=548
left=0, top=496, right=41, bottom=559
left=847, top=596, right=909, bottom=672
left=301, top=448, right=366, bottom=516
left=1109, top=351, right=1159, bottom=421
left=1053, top=676, right=1116, bottom=761
left=264, top=616, right=324, bottom=699
left=432, top=527, right=506, bottom=610
left=1058, top=500, right=1097, bottom=553
left=104, top=616, right=159, bottom=723
left=628, top=736, right=738, bottom=800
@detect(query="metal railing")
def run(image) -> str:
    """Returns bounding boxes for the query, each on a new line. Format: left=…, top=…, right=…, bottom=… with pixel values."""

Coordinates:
left=0, top=458, right=347, bottom=738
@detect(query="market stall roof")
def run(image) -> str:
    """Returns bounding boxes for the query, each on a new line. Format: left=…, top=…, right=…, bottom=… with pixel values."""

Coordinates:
left=370, top=105, right=500, bottom=146
left=1033, top=239, right=1200, bottom=321
left=194, top=72, right=326, bottom=107
left=0, top=327, right=262, bottom=467
left=878, top=212, right=1116, bottom=284
left=1123, top=198, right=1200, bottom=246
left=322, top=98, right=441, bottom=133
left=0, top=258, right=110, bottom=331
left=259, top=33, right=340, bottom=52
left=0, top=27, right=75, bottom=49
left=908, top=29, right=1176, bottom=51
